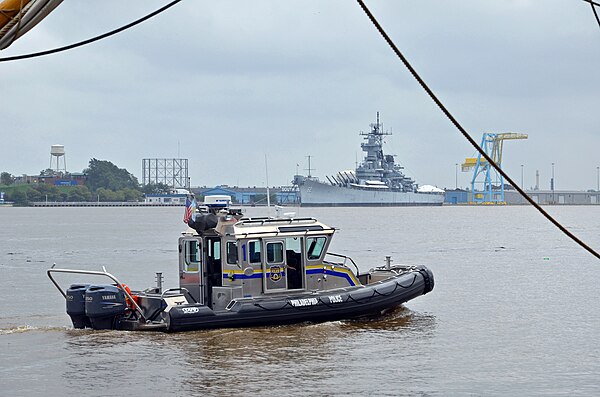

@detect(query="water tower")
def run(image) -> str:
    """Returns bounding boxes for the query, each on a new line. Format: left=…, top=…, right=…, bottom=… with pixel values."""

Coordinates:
left=50, top=144, right=67, bottom=173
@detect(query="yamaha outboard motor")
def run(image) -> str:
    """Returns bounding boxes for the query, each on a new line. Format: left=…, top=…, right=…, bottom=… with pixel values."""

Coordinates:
left=84, top=285, right=127, bottom=330
left=66, top=284, right=92, bottom=329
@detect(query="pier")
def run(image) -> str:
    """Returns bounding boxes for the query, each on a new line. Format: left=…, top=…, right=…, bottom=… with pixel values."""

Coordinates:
left=31, top=201, right=184, bottom=207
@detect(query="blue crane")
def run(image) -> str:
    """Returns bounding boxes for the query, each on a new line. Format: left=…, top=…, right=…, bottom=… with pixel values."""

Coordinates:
left=462, top=132, right=528, bottom=204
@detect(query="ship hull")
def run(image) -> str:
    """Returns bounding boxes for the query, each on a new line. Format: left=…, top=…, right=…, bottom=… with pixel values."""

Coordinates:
left=300, top=179, right=444, bottom=207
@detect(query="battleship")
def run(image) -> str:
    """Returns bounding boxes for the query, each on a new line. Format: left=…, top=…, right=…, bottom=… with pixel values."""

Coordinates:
left=295, top=114, right=445, bottom=207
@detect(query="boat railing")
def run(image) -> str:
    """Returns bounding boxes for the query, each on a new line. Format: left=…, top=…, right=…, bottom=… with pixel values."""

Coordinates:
left=324, top=253, right=360, bottom=276
left=161, top=287, right=198, bottom=304
left=47, top=264, right=146, bottom=322
left=238, top=217, right=317, bottom=226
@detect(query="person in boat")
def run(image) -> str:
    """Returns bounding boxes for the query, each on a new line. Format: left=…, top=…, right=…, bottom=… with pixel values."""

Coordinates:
left=286, top=249, right=302, bottom=289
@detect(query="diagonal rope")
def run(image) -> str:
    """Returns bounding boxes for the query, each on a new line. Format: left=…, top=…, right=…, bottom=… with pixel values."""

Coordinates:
left=356, top=0, right=600, bottom=260
left=581, top=1, right=600, bottom=29
left=0, top=0, right=182, bottom=62
left=592, top=3, right=600, bottom=29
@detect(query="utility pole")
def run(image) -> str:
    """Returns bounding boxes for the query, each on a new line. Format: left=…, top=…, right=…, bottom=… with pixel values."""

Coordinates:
left=521, top=164, right=524, bottom=188
left=265, top=154, right=270, bottom=208
left=551, top=162, right=555, bottom=204
left=455, top=163, right=458, bottom=189
left=305, top=155, right=314, bottom=178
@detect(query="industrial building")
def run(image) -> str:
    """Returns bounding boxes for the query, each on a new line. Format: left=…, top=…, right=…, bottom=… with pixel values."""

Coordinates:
left=194, top=186, right=299, bottom=205
left=444, top=188, right=600, bottom=205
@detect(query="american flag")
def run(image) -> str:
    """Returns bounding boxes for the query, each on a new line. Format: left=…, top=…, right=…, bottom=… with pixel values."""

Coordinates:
left=183, top=196, right=197, bottom=224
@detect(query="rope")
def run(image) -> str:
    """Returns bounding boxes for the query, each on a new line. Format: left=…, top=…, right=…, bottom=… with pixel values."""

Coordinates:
left=356, top=0, right=600, bottom=261
left=590, top=2, right=600, bottom=29
left=253, top=301, right=293, bottom=311
left=0, top=0, right=183, bottom=62
left=3, top=0, right=26, bottom=49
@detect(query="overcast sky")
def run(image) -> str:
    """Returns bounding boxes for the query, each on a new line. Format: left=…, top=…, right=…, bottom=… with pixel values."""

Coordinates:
left=1, top=1, right=599, bottom=190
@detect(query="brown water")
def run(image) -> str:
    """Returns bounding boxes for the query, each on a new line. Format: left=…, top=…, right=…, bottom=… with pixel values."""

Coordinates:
left=1, top=205, right=599, bottom=396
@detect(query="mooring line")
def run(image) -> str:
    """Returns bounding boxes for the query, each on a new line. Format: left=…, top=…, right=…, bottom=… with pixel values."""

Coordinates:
left=356, top=0, right=600, bottom=260
left=0, top=0, right=183, bottom=62
left=585, top=0, right=600, bottom=29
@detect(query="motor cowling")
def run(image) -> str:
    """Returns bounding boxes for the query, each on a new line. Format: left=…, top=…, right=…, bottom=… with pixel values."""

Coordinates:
left=66, top=284, right=92, bottom=329
left=84, top=285, right=127, bottom=330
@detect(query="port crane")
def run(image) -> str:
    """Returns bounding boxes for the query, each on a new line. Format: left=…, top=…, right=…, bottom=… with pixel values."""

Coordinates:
left=461, top=132, right=528, bottom=204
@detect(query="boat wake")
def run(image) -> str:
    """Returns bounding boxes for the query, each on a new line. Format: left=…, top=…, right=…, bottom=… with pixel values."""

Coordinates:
left=0, top=324, right=70, bottom=335
left=340, top=305, right=437, bottom=333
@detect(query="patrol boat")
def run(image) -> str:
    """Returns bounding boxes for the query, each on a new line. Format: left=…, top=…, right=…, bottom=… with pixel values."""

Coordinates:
left=47, top=196, right=434, bottom=332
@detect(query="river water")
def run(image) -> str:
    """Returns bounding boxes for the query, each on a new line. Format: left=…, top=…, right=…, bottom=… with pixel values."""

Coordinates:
left=0, top=205, right=599, bottom=396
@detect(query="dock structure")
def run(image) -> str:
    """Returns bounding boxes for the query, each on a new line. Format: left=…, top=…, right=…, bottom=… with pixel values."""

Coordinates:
left=444, top=189, right=600, bottom=205
left=31, top=201, right=184, bottom=207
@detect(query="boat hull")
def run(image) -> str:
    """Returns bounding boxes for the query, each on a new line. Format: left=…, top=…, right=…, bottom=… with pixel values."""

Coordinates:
left=299, top=179, right=444, bottom=207
left=165, top=265, right=433, bottom=332
left=52, top=265, right=434, bottom=333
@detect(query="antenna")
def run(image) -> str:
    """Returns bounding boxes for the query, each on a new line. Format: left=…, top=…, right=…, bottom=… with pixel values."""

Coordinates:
left=265, top=154, right=270, bottom=208
left=305, top=155, right=315, bottom=177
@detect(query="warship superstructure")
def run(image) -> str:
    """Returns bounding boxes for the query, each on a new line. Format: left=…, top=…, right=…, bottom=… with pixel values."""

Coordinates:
left=296, top=114, right=445, bottom=206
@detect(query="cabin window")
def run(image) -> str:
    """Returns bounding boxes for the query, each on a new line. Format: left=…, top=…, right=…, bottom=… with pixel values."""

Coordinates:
left=208, top=239, right=221, bottom=260
left=248, top=240, right=262, bottom=263
left=306, top=237, right=326, bottom=260
left=184, top=240, right=201, bottom=272
left=227, top=241, right=238, bottom=264
left=266, top=242, right=284, bottom=263
left=285, top=237, right=302, bottom=267
left=285, top=237, right=301, bottom=253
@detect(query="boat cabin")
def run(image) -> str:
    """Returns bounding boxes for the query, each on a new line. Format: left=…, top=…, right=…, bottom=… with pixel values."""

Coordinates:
left=179, top=204, right=359, bottom=311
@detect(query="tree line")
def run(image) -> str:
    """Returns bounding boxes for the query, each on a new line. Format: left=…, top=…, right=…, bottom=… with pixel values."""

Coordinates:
left=1, top=159, right=170, bottom=205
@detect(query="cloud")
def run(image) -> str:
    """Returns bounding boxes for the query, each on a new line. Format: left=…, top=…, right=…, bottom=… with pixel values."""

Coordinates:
left=1, top=0, right=599, bottom=190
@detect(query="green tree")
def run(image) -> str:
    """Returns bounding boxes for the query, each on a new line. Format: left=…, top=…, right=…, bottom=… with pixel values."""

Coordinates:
left=33, top=184, right=60, bottom=201
left=84, top=159, right=140, bottom=192
left=39, top=168, right=57, bottom=177
left=122, top=188, right=143, bottom=202
left=9, top=189, right=28, bottom=205
left=96, top=187, right=114, bottom=201
left=1, top=172, right=14, bottom=185
left=67, top=186, right=92, bottom=202
left=25, top=187, right=41, bottom=202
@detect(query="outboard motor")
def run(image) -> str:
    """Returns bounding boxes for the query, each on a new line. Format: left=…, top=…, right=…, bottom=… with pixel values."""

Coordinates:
left=66, top=284, right=92, bottom=329
left=84, top=285, right=127, bottom=330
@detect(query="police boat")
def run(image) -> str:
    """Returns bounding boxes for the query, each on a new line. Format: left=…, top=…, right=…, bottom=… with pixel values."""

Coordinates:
left=47, top=196, right=434, bottom=332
